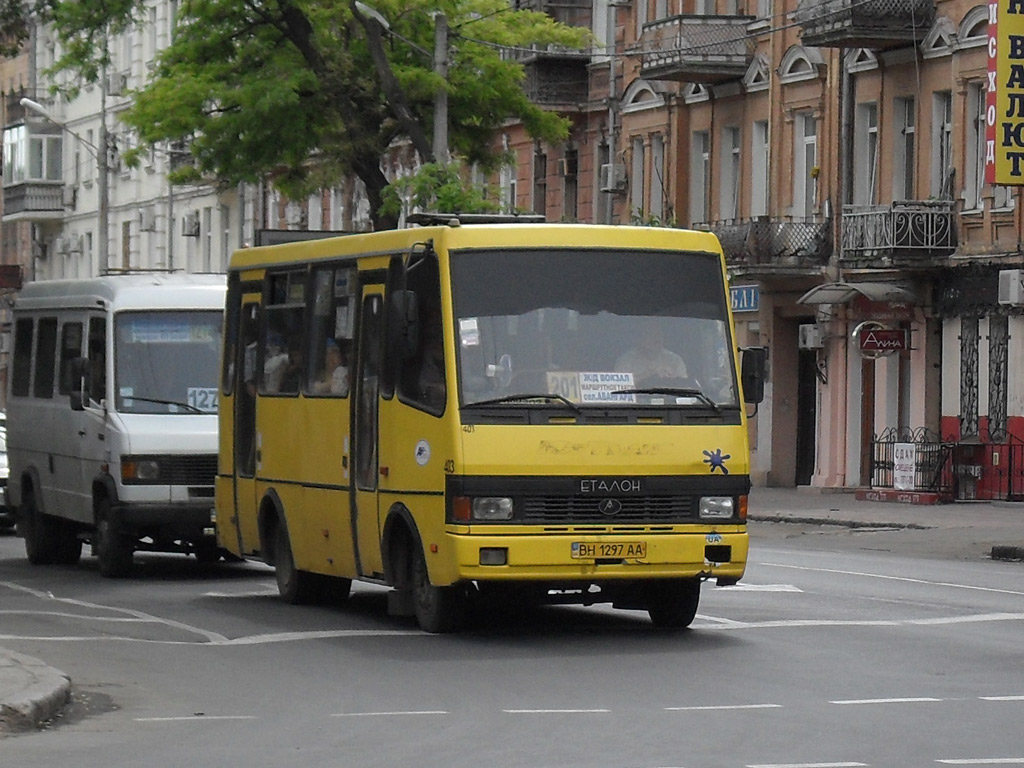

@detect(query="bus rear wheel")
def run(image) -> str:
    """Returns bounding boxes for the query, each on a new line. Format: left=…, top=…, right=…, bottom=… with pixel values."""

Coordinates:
left=273, top=523, right=320, bottom=605
left=645, top=578, right=700, bottom=629
left=411, top=546, right=466, bottom=633
left=21, top=490, right=57, bottom=565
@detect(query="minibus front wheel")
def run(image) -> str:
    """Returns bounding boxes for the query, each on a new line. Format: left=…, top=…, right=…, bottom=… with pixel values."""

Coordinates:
left=95, top=498, right=134, bottom=578
left=411, top=546, right=467, bottom=634
left=645, top=577, right=701, bottom=629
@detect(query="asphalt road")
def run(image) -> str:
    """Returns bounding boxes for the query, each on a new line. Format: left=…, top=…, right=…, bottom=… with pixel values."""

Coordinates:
left=1, top=523, right=1022, bottom=768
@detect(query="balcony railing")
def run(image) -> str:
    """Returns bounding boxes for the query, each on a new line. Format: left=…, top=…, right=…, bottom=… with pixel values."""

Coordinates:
left=841, top=200, right=956, bottom=261
left=639, top=15, right=755, bottom=84
left=520, top=57, right=590, bottom=105
left=2, top=181, right=65, bottom=222
left=696, top=217, right=832, bottom=267
left=793, top=0, right=936, bottom=49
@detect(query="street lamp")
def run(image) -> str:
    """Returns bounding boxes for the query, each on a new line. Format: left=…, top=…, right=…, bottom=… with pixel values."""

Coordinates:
left=21, top=94, right=109, bottom=272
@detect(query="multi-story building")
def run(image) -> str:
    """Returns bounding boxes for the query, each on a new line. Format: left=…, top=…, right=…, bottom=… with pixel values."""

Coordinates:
left=502, top=0, right=1024, bottom=500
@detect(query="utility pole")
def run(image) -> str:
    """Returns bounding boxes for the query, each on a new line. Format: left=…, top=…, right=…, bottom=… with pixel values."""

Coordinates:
left=98, top=64, right=110, bottom=273
left=433, top=12, right=448, bottom=165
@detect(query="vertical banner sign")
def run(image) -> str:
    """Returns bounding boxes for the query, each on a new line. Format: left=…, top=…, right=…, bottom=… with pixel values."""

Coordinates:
left=893, top=442, right=917, bottom=491
left=994, top=0, right=1024, bottom=183
left=987, top=1, right=999, bottom=184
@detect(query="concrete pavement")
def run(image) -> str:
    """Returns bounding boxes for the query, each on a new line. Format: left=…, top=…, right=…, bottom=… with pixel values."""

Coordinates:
left=1, top=486, right=1021, bottom=735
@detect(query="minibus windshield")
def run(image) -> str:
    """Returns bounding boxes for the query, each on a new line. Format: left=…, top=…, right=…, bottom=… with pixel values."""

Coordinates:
left=450, top=248, right=739, bottom=408
left=114, top=310, right=222, bottom=414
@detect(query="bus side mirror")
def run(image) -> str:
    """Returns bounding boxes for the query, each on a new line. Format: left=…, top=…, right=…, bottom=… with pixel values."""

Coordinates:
left=389, top=289, right=420, bottom=360
left=740, top=346, right=766, bottom=405
left=69, top=356, right=90, bottom=412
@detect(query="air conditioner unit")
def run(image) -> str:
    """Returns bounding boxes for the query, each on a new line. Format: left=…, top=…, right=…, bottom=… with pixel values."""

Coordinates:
left=52, top=236, right=69, bottom=257
left=107, top=71, right=128, bottom=97
left=181, top=211, right=200, bottom=237
left=599, top=162, right=625, bottom=192
left=69, top=234, right=83, bottom=255
left=62, top=185, right=77, bottom=208
left=998, top=269, right=1024, bottom=306
left=138, top=206, right=157, bottom=232
left=798, top=323, right=824, bottom=349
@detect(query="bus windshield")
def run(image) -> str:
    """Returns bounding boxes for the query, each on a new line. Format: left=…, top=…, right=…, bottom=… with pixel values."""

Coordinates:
left=450, top=248, right=739, bottom=408
left=114, top=310, right=222, bottom=414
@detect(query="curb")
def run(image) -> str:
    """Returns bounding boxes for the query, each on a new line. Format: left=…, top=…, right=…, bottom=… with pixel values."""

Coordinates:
left=991, top=545, right=1024, bottom=562
left=748, top=514, right=932, bottom=530
left=0, top=650, right=71, bottom=735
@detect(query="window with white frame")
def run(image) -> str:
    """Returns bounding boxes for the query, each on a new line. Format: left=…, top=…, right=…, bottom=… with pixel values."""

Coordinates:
left=793, top=113, right=817, bottom=217
left=650, top=134, right=665, bottom=221
left=690, top=131, right=710, bottom=225
left=2, top=124, right=62, bottom=183
left=592, top=0, right=612, bottom=60
left=631, top=136, right=645, bottom=218
left=966, top=83, right=986, bottom=210
left=893, top=96, right=916, bottom=200
left=853, top=102, right=878, bottom=206
left=532, top=144, right=547, bottom=216
left=636, top=0, right=647, bottom=36
left=751, top=119, right=769, bottom=217
left=757, top=0, right=771, bottom=18
left=931, top=91, right=953, bottom=198
left=720, top=125, right=740, bottom=221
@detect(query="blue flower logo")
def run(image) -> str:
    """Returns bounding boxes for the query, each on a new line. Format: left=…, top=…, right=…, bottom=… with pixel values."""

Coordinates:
left=703, top=448, right=731, bottom=475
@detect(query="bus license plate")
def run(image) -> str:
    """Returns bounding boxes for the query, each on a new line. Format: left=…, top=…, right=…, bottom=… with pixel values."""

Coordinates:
left=572, top=541, right=646, bottom=559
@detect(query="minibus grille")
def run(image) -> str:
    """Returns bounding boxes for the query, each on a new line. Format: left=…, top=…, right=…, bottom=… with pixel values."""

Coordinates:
left=160, top=455, right=217, bottom=485
left=522, top=495, right=693, bottom=524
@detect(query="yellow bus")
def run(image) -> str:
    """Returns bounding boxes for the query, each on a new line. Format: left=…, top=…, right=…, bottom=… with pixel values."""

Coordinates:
left=216, top=215, right=765, bottom=632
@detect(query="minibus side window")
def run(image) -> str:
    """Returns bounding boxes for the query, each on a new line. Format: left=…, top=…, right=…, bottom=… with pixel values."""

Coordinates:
left=261, top=271, right=306, bottom=396
left=397, top=253, right=445, bottom=414
left=33, top=317, right=58, bottom=399
left=58, top=322, right=83, bottom=395
left=308, top=266, right=353, bottom=398
left=11, top=318, right=33, bottom=397
left=87, top=317, right=107, bottom=406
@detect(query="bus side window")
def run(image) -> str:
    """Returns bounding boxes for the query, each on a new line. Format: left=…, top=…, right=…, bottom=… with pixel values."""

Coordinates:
left=87, top=317, right=106, bottom=406
left=397, top=253, right=445, bottom=413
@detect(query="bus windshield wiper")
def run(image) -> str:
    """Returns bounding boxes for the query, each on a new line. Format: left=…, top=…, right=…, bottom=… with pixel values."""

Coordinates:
left=122, top=396, right=207, bottom=414
left=611, top=387, right=720, bottom=413
left=465, top=393, right=581, bottom=413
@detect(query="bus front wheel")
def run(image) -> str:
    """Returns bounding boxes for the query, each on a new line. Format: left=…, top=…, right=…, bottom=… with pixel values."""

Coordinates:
left=95, top=499, right=134, bottom=578
left=273, top=522, right=320, bottom=605
left=411, top=546, right=466, bottom=633
left=645, top=578, right=700, bottom=629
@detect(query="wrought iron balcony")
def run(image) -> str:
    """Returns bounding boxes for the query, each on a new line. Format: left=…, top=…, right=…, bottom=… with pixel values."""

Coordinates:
left=793, top=0, right=935, bottom=49
left=520, top=56, right=590, bottom=105
left=841, top=200, right=956, bottom=262
left=2, top=181, right=65, bottom=222
left=639, top=15, right=755, bottom=84
left=696, top=217, right=833, bottom=267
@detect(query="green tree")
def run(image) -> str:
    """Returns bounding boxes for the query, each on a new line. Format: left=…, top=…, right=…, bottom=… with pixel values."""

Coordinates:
left=0, top=0, right=586, bottom=229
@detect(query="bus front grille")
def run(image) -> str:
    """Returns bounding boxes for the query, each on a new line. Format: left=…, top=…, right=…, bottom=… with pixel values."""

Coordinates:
left=521, top=496, right=693, bottom=524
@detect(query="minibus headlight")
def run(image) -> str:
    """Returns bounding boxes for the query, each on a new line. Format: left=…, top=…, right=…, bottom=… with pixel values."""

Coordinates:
left=699, top=496, right=734, bottom=519
left=472, top=497, right=514, bottom=521
left=122, top=458, right=160, bottom=482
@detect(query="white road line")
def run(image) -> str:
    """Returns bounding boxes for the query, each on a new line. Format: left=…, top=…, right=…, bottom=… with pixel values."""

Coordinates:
left=831, top=697, right=943, bottom=705
left=758, top=563, right=1024, bottom=597
left=936, top=760, right=1024, bottom=765
left=502, top=708, right=610, bottom=714
left=134, top=715, right=258, bottom=722
left=719, top=584, right=803, bottom=592
left=979, top=695, right=1024, bottom=701
left=690, top=613, right=1024, bottom=631
left=0, top=610, right=153, bottom=623
left=332, top=710, right=448, bottom=717
left=665, top=703, right=783, bottom=711
left=747, top=762, right=868, bottom=768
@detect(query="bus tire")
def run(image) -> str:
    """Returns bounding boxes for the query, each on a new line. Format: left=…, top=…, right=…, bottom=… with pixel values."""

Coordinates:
left=21, top=489, right=57, bottom=565
left=411, top=545, right=466, bottom=633
left=52, top=519, right=83, bottom=565
left=273, top=522, right=319, bottom=605
left=646, top=578, right=700, bottom=629
left=95, top=499, right=134, bottom=578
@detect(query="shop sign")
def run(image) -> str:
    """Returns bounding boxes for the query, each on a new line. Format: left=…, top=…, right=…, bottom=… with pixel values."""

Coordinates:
left=730, top=285, right=759, bottom=312
left=850, top=295, right=914, bottom=321
left=893, top=443, right=917, bottom=491
left=859, top=327, right=908, bottom=353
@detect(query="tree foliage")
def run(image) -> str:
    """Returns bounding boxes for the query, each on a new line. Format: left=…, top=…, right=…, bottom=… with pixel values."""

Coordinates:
left=0, top=0, right=587, bottom=229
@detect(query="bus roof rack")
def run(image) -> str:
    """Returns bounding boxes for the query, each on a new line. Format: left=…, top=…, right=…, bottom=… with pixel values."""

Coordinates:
left=406, top=212, right=547, bottom=227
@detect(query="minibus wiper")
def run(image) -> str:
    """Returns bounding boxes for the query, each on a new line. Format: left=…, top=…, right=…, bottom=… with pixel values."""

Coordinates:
left=123, top=396, right=206, bottom=414
left=611, top=387, right=720, bottom=413
left=465, top=393, right=581, bottom=413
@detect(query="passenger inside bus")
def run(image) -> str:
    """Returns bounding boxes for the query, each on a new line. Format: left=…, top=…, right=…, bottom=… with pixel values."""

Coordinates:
left=277, top=336, right=305, bottom=393
left=314, top=338, right=349, bottom=396
left=614, top=319, right=689, bottom=385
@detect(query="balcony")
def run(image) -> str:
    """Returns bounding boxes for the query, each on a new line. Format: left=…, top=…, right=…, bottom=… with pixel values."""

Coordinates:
left=639, top=15, right=756, bottom=84
left=697, top=217, right=833, bottom=269
left=2, top=181, right=65, bottom=222
left=841, top=200, right=956, bottom=265
left=506, top=0, right=592, bottom=107
left=793, top=0, right=935, bottom=50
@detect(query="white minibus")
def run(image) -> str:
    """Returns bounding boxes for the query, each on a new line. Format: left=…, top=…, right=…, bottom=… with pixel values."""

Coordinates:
left=6, top=273, right=226, bottom=576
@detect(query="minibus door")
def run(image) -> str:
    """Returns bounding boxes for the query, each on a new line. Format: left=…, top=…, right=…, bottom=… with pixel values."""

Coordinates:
left=230, top=298, right=262, bottom=552
left=350, top=287, right=385, bottom=578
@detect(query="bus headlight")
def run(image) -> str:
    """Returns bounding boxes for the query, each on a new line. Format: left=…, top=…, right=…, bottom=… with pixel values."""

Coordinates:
left=699, top=496, right=734, bottom=520
left=472, top=497, right=514, bottom=521
left=122, top=458, right=160, bottom=482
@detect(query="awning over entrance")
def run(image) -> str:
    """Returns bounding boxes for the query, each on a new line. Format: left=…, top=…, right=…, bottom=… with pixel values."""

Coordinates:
left=797, top=281, right=916, bottom=305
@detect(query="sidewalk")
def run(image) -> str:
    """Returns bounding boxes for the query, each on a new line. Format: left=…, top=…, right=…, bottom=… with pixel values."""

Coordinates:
left=2, top=486, right=1022, bottom=735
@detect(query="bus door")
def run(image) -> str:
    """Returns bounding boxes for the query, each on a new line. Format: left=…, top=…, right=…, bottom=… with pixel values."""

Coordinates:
left=230, top=296, right=262, bottom=553
left=351, top=285, right=386, bottom=579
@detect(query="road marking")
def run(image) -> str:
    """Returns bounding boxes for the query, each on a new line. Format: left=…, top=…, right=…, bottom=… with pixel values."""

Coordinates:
left=831, top=697, right=943, bottom=705
left=690, top=613, right=1024, bottom=631
left=747, top=762, right=868, bottom=768
left=503, top=708, right=610, bottom=714
left=936, top=760, right=1024, bottom=765
left=718, top=584, right=803, bottom=592
left=979, top=695, right=1024, bottom=701
left=135, top=715, right=258, bottom=722
left=332, top=710, right=448, bottom=717
left=758, top=563, right=1024, bottom=597
left=665, top=703, right=783, bottom=711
